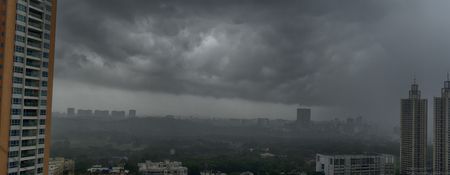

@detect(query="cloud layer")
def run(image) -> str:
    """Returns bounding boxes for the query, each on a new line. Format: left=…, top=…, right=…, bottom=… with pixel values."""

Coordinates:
left=55, top=0, right=450, bottom=125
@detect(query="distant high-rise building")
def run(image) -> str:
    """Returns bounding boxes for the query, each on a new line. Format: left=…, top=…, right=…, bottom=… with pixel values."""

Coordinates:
left=400, top=81, right=427, bottom=175
left=77, top=109, right=93, bottom=117
left=433, top=78, right=450, bottom=175
left=111, top=110, right=126, bottom=118
left=0, top=0, right=57, bottom=174
left=315, top=154, right=395, bottom=175
left=296, top=108, right=311, bottom=123
left=129, top=109, right=136, bottom=118
left=94, top=110, right=109, bottom=117
left=67, top=107, right=75, bottom=117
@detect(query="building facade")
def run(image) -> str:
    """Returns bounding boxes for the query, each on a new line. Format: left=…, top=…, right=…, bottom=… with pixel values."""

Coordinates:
left=433, top=79, right=450, bottom=175
left=48, top=157, right=75, bottom=175
left=0, top=0, right=56, bottom=174
left=128, top=110, right=136, bottom=118
left=296, top=108, right=311, bottom=123
left=400, top=82, right=428, bottom=175
left=315, top=154, right=395, bottom=175
left=138, top=160, right=188, bottom=175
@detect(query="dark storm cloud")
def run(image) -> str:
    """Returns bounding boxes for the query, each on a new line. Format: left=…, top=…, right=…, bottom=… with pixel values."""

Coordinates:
left=56, top=0, right=397, bottom=106
left=57, top=0, right=450, bottom=125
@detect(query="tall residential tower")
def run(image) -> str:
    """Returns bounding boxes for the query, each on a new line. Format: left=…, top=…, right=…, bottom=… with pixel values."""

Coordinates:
left=433, top=78, right=450, bottom=175
left=400, top=81, right=428, bottom=175
left=0, top=0, right=56, bottom=174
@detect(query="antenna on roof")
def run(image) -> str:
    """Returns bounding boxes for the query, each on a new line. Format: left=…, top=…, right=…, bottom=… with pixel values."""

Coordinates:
left=413, top=73, right=416, bottom=84
left=447, top=72, right=449, bottom=81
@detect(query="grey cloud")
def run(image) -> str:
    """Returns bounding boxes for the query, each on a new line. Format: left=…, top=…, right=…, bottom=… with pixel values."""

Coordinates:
left=55, top=0, right=450, bottom=126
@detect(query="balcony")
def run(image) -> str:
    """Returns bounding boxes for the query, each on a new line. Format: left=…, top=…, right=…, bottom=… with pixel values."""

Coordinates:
left=28, top=42, right=41, bottom=49
left=29, top=22, right=42, bottom=29
left=25, top=79, right=40, bottom=88
left=22, top=129, right=37, bottom=136
left=29, top=9, right=43, bottom=20
left=27, top=49, right=42, bottom=58
left=21, top=150, right=36, bottom=158
left=24, top=99, right=39, bottom=107
left=26, top=59, right=41, bottom=68
left=28, top=29, right=42, bottom=39
left=23, top=109, right=38, bottom=117
left=22, top=119, right=38, bottom=126
left=26, top=69, right=40, bottom=78
left=20, top=159, right=36, bottom=167
left=25, top=89, right=39, bottom=96
left=29, top=0, right=44, bottom=11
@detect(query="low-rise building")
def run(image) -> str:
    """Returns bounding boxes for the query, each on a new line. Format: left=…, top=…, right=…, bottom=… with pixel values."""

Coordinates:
left=315, top=153, right=394, bottom=175
left=48, top=157, right=75, bottom=175
left=138, top=160, right=188, bottom=175
left=87, top=165, right=129, bottom=175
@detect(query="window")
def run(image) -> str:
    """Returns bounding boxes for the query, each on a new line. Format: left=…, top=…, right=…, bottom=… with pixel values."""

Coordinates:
left=43, top=52, right=49, bottom=58
left=13, top=87, right=22, bottom=94
left=44, top=43, right=50, bottom=49
left=12, top=98, right=22, bottom=105
left=16, top=4, right=26, bottom=12
left=39, top=119, right=45, bottom=125
left=41, top=90, right=47, bottom=96
left=14, top=56, right=24, bottom=63
left=15, top=46, right=24, bottom=53
left=44, top=33, right=50, bottom=40
left=8, top=151, right=18, bottom=158
left=41, top=81, right=47, bottom=87
left=42, top=71, right=48, bottom=77
left=16, top=14, right=26, bottom=22
left=38, top=138, right=44, bottom=144
left=10, top=130, right=20, bottom=136
left=38, top=148, right=44, bottom=154
left=37, top=167, right=43, bottom=173
left=8, top=161, right=18, bottom=168
left=9, top=140, right=19, bottom=147
left=12, top=109, right=21, bottom=115
left=13, top=66, right=23, bottom=73
left=42, top=61, right=48, bottom=68
left=11, top=119, right=20, bottom=125
left=13, top=77, right=23, bottom=84
left=40, top=110, right=46, bottom=115
left=40, top=100, right=46, bottom=106
left=16, top=35, right=25, bottom=43
left=16, top=24, right=25, bottom=32
left=39, top=129, right=45, bottom=135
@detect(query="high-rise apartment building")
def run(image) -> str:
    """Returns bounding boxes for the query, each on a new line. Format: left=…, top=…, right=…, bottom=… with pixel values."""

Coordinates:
left=296, top=108, right=311, bottom=123
left=433, top=78, right=450, bottom=175
left=400, top=82, right=427, bottom=175
left=66, top=107, right=74, bottom=117
left=0, top=0, right=56, bottom=174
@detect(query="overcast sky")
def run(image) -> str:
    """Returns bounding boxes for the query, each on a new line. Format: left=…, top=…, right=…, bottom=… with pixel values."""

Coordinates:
left=52, top=0, right=450, bottom=127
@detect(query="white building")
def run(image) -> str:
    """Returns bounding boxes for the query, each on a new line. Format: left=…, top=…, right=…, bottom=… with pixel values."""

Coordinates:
left=138, top=160, right=188, bottom=175
left=315, top=154, right=395, bottom=175
left=87, top=165, right=129, bottom=175
left=48, top=157, right=75, bottom=175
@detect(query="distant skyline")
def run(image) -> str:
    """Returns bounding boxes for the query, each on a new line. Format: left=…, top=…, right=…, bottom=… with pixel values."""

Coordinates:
left=53, top=0, right=450, bottom=128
